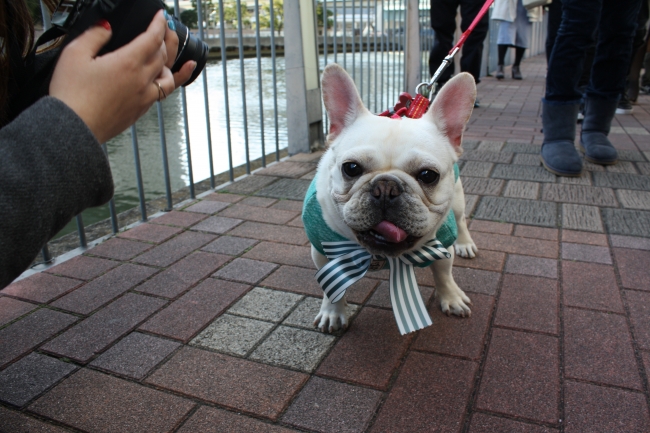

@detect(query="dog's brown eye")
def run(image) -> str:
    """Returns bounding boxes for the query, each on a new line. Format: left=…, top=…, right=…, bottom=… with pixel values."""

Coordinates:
left=417, top=169, right=439, bottom=185
left=342, top=162, right=363, bottom=177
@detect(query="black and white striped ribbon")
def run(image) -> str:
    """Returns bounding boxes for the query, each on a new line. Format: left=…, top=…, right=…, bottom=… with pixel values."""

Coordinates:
left=315, top=239, right=451, bottom=335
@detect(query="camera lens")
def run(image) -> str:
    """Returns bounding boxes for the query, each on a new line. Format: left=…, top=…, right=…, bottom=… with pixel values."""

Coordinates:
left=170, top=17, right=208, bottom=86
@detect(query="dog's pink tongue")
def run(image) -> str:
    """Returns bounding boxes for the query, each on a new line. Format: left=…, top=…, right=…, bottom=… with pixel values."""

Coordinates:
left=373, top=221, right=408, bottom=243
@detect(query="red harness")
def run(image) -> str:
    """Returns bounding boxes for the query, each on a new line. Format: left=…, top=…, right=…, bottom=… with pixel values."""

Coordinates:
left=378, top=93, right=430, bottom=120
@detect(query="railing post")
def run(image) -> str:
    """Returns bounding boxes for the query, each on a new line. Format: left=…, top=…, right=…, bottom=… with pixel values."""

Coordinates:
left=404, top=0, right=421, bottom=93
left=284, top=0, right=323, bottom=155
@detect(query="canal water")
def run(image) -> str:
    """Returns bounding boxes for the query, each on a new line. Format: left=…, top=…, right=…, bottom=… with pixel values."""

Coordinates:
left=56, top=51, right=405, bottom=239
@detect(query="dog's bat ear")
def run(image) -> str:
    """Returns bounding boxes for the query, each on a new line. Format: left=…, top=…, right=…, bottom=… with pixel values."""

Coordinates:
left=426, top=72, right=476, bottom=154
left=321, top=63, right=368, bottom=139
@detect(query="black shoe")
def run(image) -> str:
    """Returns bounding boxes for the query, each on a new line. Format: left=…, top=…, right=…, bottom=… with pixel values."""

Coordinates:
left=496, top=65, right=504, bottom=80
left=512, top=65, right=522, bottom=80
left=474, top=98, right=480, bottom=108
left=616, top=94, right=633, bottom=114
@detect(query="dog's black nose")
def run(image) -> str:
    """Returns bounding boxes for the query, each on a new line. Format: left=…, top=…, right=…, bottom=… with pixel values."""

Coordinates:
left=371, top=178, right=403, bottom=205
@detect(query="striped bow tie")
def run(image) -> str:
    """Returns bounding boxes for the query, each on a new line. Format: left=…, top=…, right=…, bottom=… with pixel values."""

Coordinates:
left=315, top=239, right=451, bottom=335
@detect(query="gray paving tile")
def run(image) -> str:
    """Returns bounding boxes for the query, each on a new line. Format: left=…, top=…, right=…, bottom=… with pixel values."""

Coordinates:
left=502, top=142, right=541, bottom=154
left=460, top=161, right=494, bottom=177
left=593, top=172, right=650, bottom=191
left=637, top=162, right=650, bottom=176
left=465, top=194, right=479, bottom=217
left=460, top=150, right=514, bottom=164
left=89, top=333, right=180, bottom=379
left=503, top=181, right=539, bottom=199
left=214, top=258, right=279, bottom=284
left=645, top=152, right=650, bottom=163
left=249, top=326, right=336, bottom=372
left=541, top=184, right=618, bottom=207
left=190, top=314, right=274, bottom=356
left=255, top=178, right=312, bottom=200
left=221, top=175, right=279, bottom=194
left=610, top=235, right=650, bottom=250
left=618, top=150, right=646, bottom=162
left=201, top=236, right=258, bottom=256
left=228, top=287, right=303, bottom=322
left=624, top=127, right=649, bottom=135
left=616, top=190, right=650, bottom=210
left=505, top=255, right=558, bottom=279
left=606, top=161, right=638, bottom=174
left=192, top=216, right=243, bottom=234
left=512, top=153, right=541, bottom=166
left=462, top=139, right=480, bottom=150
left=492, top=165, right=557, bottom=183
left=562, top=204, right=604, bottom=232
left=461, top=177, right=505, bottom=196
left=0, top=353, right=76, bottom=407
left=562, top=243, right=612, bottom=264
left=283, top=297, right=360, bottom=329
left=477, top=141, right=504, bottom=152
left=583, top=161, right=606, bottom=172
left=184, top=201, right=229, bottom=214
left=475, top=197, right=557, bottom=227
left=602, top=208, right=650, bottom=237
left=559, top=172, right=592, bottom=185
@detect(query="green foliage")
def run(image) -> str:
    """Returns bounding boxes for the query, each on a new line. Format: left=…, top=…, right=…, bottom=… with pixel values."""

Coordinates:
left=316, top=4, right=333, bottom=29
left=223, top=1, right=251, bottom=29
left=180, top=9, right=198, bottom=28
left=258, top=0, right=283, bottom=35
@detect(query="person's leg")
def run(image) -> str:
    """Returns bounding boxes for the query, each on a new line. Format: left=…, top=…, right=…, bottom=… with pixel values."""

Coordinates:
left=512, top=46, right=526, bottom=79
left=496, top=44, right=507, bottom=79
left=546, top=0, right=563, bottom=63
left=511, top=1, right=530, bottom=80
left=429, top=0, right=459, bottom=85
left=581, top=0, right=642, bottom=164
left=458, top=0, right=490, bottom=83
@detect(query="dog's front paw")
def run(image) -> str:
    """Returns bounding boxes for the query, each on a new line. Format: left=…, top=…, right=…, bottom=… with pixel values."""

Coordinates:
left=438, top=283, right=472, bottom=317
left=314, top=296, right=349, bottom=333
left=454, top=240, right=478, bottom=258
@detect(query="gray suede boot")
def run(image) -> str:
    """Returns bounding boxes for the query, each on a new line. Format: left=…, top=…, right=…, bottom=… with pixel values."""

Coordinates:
left=580, top=97, right=618, bottom=165
left=540, top=102, right=583, bottom=176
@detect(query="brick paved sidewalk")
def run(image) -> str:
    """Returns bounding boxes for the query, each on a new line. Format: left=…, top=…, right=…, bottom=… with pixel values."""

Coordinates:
left=1, top=55, right=649, bottom=432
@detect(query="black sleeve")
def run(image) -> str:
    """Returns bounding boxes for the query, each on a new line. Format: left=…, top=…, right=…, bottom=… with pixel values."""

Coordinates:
left=0, top=97, right=114, bottom=288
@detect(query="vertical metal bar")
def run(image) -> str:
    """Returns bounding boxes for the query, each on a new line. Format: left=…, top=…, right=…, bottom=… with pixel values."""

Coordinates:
left=76, top=214, right=87, bottom=249
left=367, top=0, right=372, bottom=110
left=343, top=0, right=347, bottom=69
left=217, top=0, right=234, bottom=181
left=254, top=0, right=266, bottom=167
left=352, top=0, right=356, bottom=80
left=236, top=0, right=250, bottom=174
left=269, top=0, right=280, bottom=161
left=392, top=0, right=397, bottom=94
left=157, top=103, right=173, bottom=211
left=101, top=143, right=119, bottom=234
left=197, top=0, right=216, bottom=188
left=324, top=0, right=328, bottom=66
left=333, top=0, right=338, bottom=63
left=175, top=0, right=194, bottom=199
left=130, top=125, right=147, bottom=221
left=359, top=0, right=364, bottom=100
left=41, top=245, right=52, bottom=264
left=381, top=0, right=385, bottom=110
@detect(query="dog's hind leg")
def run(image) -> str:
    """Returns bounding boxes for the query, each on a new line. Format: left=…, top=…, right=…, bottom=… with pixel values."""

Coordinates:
left=452, top=177, right=478, bottom=258
left=311, top=245, right=350, bottom=333
left=431, top=247, right=472, bottom=317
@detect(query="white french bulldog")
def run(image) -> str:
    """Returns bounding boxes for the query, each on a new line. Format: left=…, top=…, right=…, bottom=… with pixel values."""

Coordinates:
left=305, top=63, right=478, bottom=333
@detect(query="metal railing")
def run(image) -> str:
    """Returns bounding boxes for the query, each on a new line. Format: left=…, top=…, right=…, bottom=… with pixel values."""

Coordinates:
left=37, top=0, right=548, bottom=264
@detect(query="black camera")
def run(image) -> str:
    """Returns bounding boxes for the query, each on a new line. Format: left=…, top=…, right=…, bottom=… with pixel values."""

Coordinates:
left=50, top=0, right=208, bottom=86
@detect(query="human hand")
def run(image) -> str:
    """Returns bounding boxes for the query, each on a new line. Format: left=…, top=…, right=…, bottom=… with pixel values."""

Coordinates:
left=49, top=10, right=195, bottom=144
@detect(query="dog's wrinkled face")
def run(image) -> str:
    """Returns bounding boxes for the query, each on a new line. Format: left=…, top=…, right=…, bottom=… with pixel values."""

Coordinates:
left=317, top=64, right=476, bottom=256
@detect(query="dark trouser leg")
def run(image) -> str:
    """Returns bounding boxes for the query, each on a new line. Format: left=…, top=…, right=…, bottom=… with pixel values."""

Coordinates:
left=458, top=0, right=489, bottom=83
left=514, top=46, right=525, bottom=66
left=498, top=44, right=508, bottom=65
left=545, top=0, right=563, bottom=63
left=429, top=0, right=460, bottom=83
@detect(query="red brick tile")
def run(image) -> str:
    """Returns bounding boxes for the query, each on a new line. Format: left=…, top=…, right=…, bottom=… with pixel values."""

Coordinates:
left=454, top=249, right=506, bottom=272
left=514, top=225, right=559, bottom=241
left=287, top=216, right=304, bottom=228
left=146, top=346, right=308, bottom=420
left=282, top=376, right=382, bottom=433
left=184, top=200, right=229, bottom=214
left=413, top=293, right=494, bottom=359
left=51, top=264, right=158, bottom=314
left=139, top=279, right=250, bottom=342
left=564, top=307, right=642, bottom=389
left=561, top=242, right=612, bottom=264
left=614, top=248, right=650, bottom=291
left=1, top=273, right=82, bottom=303
left=85, top=237, right=152, bottom=260
left=370, top=352, right=477, bottom=432
left=345, top=278, right=381, bottom=304
left=229, top=222, right=309, bottom=245
left=0, top=297, right=36, bottom=326
left=203, top=192, right=245, bottom=202
left=261, top=266, right=322, bottom=297
left=131, top=231, right=217, bottom=268
left=561, top=230, right=609, bottom=246
left=255, top=161, right=315, bottom=178
left=505, top=254, right=558, bottom=279
left=366, top=281, right=435, bottom=309
left=317, top=307, right=413, bottom=390
left=243, top=242, right=313, bottom=268
left=0, top=309, right=77, bottom=368
left=476, top=328, right=559, bottom=424
left=643, top=351, right=650, bottom=378
left=471, top=232, right=558, bottom=259
left=470, top=220, right=514, bottom=235
left=219, top=204, right=299, bottom=225
left=214, top=258, right=279, bottom=284
left=41, top=293, right=166, bottom=363
left=150, top=210, right=207, bottom=227
left=136, top=252, right=231, bottom=298
left=469, top=413, right=556, bottom=433
left=30, top=369, right=194, bottom=433
left=0, top=406, right=69, bottom=432
left=44, top=256, right=119, bottom=281
left=452, top=267, right=501, bottom=296
left=240, top=196, right=278, bottom=207
left=624, top=290, right=650, bottom=351
left=495, top=274, right=558, bottom=334
left=117, top=223, right=183, bottom=243
left=178, top=406, right=298, bottom=433
left=564, top=381, right=650, bottom=432
left=562, top=262, right=623, bottom=313
left=270, top=199, right=303, bottom=212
